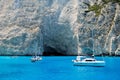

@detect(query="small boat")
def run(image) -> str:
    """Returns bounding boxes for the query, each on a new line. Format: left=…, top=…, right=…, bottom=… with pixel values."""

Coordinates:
left=72, top=56, right=105, bottom=66
left=31, top=56, right=42, bottom=62
left=31, top=47, right=42, bottom=62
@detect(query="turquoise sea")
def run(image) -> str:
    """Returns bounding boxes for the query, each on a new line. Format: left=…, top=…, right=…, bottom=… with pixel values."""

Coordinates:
left=0, top=56, right=120, bottom=80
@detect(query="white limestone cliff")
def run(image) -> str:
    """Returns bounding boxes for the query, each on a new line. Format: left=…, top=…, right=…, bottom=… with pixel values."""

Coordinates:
left=0, top=0, right=120, bottom=56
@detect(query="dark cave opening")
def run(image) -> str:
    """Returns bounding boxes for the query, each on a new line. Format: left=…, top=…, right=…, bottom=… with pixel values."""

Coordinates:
left=43, top=46, right=66, bottom=56
left=43, top=52, right=65, bottom=56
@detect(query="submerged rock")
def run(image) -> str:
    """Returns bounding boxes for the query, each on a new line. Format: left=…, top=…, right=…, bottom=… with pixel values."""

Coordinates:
left=0, top=0, right=120, bottom=56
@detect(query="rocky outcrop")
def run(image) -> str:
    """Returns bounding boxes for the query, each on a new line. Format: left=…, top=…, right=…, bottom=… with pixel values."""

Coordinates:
left=0, top=0, right=120, bottom=56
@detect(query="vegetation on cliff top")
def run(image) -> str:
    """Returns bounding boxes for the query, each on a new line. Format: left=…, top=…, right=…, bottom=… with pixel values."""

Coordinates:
left=84, top=0, right=120, bottom=16
left=103, top=0, right=120, bottom=4
left=88, top=4, right=102, bottom=16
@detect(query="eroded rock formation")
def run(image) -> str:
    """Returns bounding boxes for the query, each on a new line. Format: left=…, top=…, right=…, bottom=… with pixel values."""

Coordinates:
left=0, top=0, right=120, bottom=56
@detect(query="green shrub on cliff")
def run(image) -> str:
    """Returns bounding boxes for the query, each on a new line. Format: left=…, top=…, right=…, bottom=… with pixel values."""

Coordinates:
left=88, top=4, right=102, bottom=17
left=102, top=0, right=120, bottom=4
left=84, top=0, right=120, bottom=17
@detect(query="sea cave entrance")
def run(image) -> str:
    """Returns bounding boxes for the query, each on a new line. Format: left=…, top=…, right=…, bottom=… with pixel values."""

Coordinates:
left=43, top=46, right=65, bottom=56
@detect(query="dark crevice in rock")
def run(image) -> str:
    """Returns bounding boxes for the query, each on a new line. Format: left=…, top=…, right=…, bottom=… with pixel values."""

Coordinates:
left=43, top=46, right=66, bottom=56
left=43, top=52, right=65, bottom=56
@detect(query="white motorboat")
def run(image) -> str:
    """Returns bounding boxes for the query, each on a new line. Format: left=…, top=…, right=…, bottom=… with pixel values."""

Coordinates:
left=72, top=56, right=105, bottom=66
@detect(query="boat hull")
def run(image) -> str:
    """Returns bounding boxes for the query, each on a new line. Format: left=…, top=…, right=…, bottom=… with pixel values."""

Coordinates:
left=73, top=60, right=105, bottom=67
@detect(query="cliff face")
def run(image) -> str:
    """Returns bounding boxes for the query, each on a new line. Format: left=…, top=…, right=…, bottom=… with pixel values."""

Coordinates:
left=0, top=0, right=120, bottom=56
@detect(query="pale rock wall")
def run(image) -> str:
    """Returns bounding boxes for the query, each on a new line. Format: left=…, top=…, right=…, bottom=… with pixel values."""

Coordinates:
left=0, top=0, right=120, bottom=55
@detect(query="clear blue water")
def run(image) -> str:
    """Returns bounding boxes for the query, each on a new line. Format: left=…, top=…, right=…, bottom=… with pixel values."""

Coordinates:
left=0, top=56, right=120, bottom=80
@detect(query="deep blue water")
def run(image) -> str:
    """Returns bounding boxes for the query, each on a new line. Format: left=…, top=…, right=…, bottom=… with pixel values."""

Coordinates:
left=0, top=56, right=120, bottom=80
